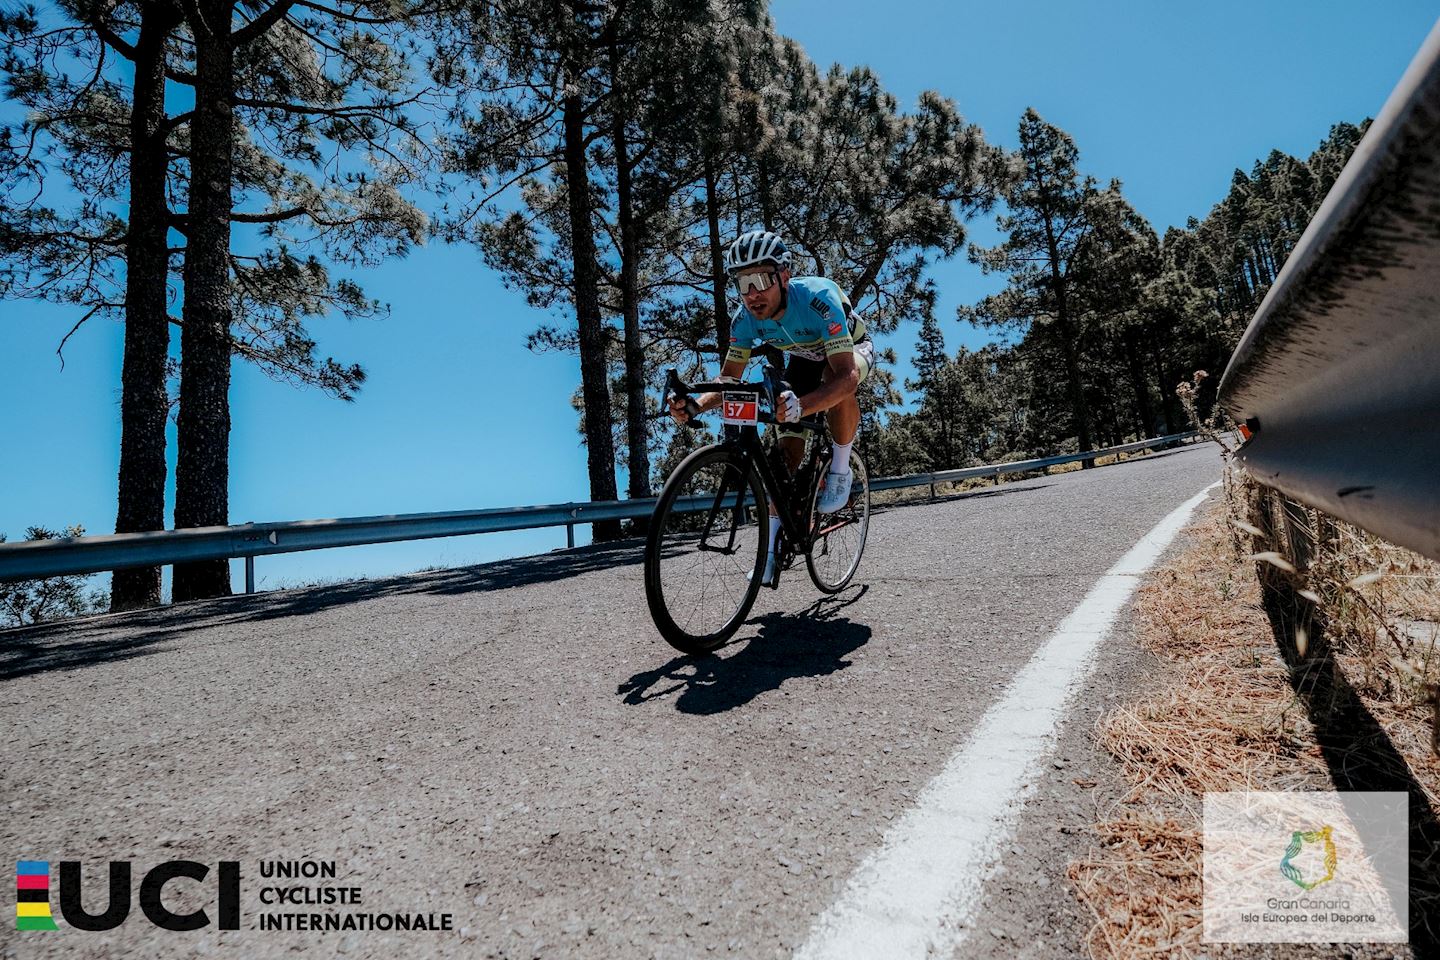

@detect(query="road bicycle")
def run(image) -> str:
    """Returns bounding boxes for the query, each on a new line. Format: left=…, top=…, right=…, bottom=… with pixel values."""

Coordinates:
left=643, top=365, right=870, bottom=654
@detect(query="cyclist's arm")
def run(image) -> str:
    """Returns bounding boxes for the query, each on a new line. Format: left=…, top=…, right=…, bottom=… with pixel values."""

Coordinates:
left=667, top=357, right=749, bottom=423
left=693, top=358, right=749, bottom=412
left=797, top=350, right=859, bottom=416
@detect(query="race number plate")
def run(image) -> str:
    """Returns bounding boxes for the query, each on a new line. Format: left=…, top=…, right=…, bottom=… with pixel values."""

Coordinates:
left=720, top=392, right=758, bottom=426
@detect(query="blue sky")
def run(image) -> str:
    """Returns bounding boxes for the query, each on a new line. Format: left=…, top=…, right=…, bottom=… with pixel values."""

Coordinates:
left=2, top=1, right=1436, bottom=596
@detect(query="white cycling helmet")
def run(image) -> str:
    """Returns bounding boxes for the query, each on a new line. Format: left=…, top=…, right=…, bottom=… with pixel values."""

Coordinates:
left=724, top=230, right=791, bottom=275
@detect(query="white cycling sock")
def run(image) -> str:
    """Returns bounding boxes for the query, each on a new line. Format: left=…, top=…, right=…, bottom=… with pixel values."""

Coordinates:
left=768, top=515, right=782, bottom=553
left=830, top=440, right=853, bottom=475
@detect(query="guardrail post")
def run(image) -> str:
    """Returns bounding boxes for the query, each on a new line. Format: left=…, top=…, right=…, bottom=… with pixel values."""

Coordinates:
left=993, top=467, right=1001, bottom=486
left=929, top=482, right=935, bottom=499
left=566, top=523, right=574, bottom=549
left=245, top=556, right=255, bottom=594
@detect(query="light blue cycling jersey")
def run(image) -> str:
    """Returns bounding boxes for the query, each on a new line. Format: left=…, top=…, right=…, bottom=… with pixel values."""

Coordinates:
left=725, top=276, right=869, bottom=365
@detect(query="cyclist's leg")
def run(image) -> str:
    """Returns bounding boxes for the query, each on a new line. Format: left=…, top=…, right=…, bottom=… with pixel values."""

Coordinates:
left=762, top=354, right=824, bottom=581
left=814, top=343, right=873, bottom=514
left=819, top=340, right=871, bottom=449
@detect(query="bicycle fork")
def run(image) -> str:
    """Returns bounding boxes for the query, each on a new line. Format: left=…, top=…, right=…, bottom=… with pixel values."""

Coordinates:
left=695, top=466, right=748, bottom=556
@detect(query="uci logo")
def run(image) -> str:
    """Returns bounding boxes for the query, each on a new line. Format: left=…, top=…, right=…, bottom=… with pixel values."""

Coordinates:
left=16, top=860, right=241, bottom=932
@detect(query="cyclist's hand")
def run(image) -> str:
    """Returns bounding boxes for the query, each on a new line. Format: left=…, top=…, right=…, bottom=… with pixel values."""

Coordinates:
left=777, top=390, right=801, bottom=423
left=667, top=392, right=690, bottom=425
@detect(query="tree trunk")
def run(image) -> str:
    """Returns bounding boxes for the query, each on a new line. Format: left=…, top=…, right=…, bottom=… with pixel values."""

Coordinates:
left=1043, top=229, right=1093, bottom=464
left=1149, top=332, right=1179, bottom=432
left=703, top=159, right=729, bottom=350
left=609, top=43, right=650, bottom=508
left=112, top=1, right=180, bottom=612
left=173, top=0, right=235, bottom=601
left=1122, top=331, right=1156, bottom=439
left=848, top=240, right=891, bottom=307
left=732, top=160, right=743, bottom=236
left=562, top=86, right=621, bottom=541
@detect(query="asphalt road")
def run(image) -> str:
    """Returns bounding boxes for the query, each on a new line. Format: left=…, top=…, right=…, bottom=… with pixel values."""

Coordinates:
left=1, top=443, right=1227, bottom=959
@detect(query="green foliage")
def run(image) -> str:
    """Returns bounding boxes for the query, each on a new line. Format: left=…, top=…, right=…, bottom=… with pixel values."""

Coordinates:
left=1, top=2, right=444, bottom=397
left=931, top=110, right=1372, bottom=467
left=0, top=526, right=107, bottom=628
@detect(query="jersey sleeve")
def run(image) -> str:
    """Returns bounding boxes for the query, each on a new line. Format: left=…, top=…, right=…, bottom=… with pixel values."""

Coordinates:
left=812, top=284, right=856, bottom=358
left=725, top=308, right=754, bottom=366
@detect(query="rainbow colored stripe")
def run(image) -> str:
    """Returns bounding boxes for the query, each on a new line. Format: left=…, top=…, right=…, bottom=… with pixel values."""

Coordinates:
left=16, top=861, right=58, bottom=931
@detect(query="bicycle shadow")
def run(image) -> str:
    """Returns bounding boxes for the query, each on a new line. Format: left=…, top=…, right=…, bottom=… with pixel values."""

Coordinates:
left=616, top=587, right=871, bottom=715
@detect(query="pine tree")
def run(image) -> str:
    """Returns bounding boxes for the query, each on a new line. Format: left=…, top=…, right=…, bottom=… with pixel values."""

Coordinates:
left=963, top=108, right=1097, bottom=462
left=760, top=63, right=1005, bottom=334
left=4, top=2, right=442, bottom=604
left=171, top=0, right=443, bottom=599
left=444, top=0, right=628, bottom=538
left=1, top=2, right=181, bottom=609
left=600, top=0, right=763, bottom=505
left=1072, top=182, right=1163, bottom=441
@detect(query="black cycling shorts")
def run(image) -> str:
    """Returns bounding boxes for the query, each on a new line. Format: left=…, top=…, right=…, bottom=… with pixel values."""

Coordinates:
left=774, top=338, right=874, bottom=439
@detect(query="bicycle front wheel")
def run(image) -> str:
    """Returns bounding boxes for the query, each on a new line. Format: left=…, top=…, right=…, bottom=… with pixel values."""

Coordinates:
left=806, top=450, right=870, bottom=593
left=644, top=445, right=768, bottom=654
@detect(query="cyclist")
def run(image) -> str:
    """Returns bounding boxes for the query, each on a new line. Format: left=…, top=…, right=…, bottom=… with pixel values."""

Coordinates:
left=668, top=229, right=874, bottom=586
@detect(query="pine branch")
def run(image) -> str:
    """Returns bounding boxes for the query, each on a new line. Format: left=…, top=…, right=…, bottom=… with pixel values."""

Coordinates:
left=233, top=93, right=426, bottom=118
left=55, top=302, right=119, bottom=369
left=291, top=0, right=397, bottom=25
left=233, top=0, right=298, bottom=47
left=231, top=207, right=309, bottom=224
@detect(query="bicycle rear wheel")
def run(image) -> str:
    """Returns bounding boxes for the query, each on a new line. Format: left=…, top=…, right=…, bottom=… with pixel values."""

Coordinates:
left=644, top=445, right=768, bottom=653
left=806, top=450, right=870, bottom=593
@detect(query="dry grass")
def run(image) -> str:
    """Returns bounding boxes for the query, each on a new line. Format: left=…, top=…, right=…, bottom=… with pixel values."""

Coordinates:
left=1241, top=471, right=1440, bottom=782
left=1067, top=463, right=1440, bottom=959
left=1067, top=815, right=1205, bottom=958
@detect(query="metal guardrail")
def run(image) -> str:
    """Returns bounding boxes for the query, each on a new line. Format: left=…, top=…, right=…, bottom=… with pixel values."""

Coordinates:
left=868, top=432, right=1198, bottom=494
left=1217, top=17, right=1440, bottom=563
left=0, top=431, right=1197, bottom=592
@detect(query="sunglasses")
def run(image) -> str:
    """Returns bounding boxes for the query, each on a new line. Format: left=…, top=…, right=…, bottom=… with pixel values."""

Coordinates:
left=734, top=270, right=778, bottom=295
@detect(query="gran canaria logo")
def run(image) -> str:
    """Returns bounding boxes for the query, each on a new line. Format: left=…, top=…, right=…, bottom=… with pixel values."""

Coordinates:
left=1280, top=825, right=1338, bottom=890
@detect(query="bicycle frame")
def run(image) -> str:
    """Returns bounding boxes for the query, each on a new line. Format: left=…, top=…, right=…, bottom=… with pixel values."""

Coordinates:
left=722, top=423, right=822, bottom=553
left=664, top=366, right=827, bottom=555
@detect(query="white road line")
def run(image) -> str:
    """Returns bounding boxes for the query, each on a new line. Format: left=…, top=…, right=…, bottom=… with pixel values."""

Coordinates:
left=794, top=481, right=1222, bottom=960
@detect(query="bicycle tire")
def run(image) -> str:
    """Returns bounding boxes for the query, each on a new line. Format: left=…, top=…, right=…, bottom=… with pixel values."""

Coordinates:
left=644, top=445, right=768, bottom=653
left=805, top=450, right=870, bottom=593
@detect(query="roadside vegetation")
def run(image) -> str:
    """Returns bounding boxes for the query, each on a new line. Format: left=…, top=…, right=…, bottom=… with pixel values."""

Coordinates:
left=1067, top=467, right=1440, bottom=958
left=0, top=526, right=106, bottom=627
